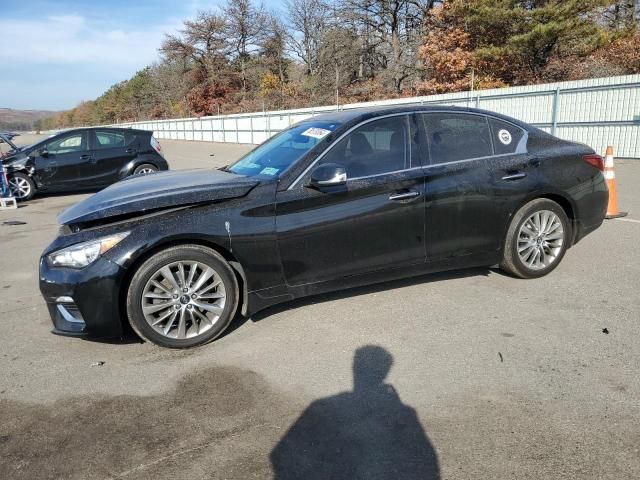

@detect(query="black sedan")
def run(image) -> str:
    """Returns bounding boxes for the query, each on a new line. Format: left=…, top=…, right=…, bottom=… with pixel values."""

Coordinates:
left=39, top=106, right=608, bottom=348
left=2, top=127, right=168, bottom=201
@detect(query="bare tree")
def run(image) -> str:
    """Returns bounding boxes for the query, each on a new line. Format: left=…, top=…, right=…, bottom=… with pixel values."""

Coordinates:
left=285, top=0, right=331, bottom=76
left=318, top=26, right=361, bottom=105
left=260, top=15, right=291, bottom=88
left=160, top=11, right=228, bottom=77
left=223, top=0, right=268, bottom=101
left=340, top=0, right=436, bottom=93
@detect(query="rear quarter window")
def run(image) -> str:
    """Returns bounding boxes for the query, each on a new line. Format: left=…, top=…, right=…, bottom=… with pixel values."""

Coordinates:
left=488, top=118, right=526, bottom=155
left=94, top=131, right=136, bottom=149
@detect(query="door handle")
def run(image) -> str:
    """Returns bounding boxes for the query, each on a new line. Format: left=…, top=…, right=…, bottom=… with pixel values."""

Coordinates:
left=389, top=190, right=421, bottom=202
left=125, top=148, right=136, bottom=154
left=80, top=154, right=92, bottom=160
left=501, top=172, right=527, bottom=181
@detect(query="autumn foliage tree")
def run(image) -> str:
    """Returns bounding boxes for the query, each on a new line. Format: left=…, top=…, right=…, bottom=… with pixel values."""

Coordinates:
left=41, top=0, right=640, bottom=129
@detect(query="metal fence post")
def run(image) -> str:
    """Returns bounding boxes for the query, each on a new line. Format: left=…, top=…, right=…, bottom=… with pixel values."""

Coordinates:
left=551, top=87, right=561, bottom=136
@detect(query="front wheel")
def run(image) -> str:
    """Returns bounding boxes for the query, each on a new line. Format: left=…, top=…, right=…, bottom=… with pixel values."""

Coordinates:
left=126, top=245, right=239, bottom=348
left=8, top=172, right=35, bottom=201
left=500, top=198, right=571, bottom=279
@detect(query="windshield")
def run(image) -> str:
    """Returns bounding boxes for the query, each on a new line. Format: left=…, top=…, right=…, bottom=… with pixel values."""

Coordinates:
left=227, top=121, right=341, bottom=178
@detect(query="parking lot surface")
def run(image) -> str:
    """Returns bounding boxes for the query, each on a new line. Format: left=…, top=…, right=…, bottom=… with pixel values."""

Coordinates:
left=1, top=136, right=639, bottom=479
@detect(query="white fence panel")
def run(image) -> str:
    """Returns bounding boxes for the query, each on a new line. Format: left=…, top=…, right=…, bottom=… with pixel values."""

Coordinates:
left=110, top=75, right=640, bottom=158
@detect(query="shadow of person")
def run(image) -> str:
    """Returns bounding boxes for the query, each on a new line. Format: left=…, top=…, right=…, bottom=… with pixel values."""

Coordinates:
left=270, top=345, right=440, bottom=480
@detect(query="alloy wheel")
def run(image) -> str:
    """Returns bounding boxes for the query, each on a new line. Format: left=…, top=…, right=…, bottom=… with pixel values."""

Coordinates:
left=8, top=176, right=31, bottom=199
left=137, top=167, right=155, bottom=175
left=517, top=210, right=565, bottom=270
left=141, top=261, right=226, bottom=339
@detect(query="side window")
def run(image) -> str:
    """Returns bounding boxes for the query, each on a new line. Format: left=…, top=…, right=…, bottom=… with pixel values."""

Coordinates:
left=422, top=113, right=492, bottom=164
left=47, top=133, right=84, bottom=155
left=319, top=115, right=411, bottom=178
left=488, top=118, right=526, bottom=155
left=94, top=131, right=126, bottom=149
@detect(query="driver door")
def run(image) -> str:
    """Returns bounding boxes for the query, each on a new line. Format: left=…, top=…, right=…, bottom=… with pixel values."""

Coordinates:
left=36, top=131, right=88, bottom=189
left=275, top=114, right=426, bottom=286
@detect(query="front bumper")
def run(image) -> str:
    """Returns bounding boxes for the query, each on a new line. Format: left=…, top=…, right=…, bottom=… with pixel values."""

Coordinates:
left=39, top=256, right=126, bottom=338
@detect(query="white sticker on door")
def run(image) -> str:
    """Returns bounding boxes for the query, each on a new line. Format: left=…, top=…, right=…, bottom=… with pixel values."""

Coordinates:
left=498, top=129, right=512, bottom=145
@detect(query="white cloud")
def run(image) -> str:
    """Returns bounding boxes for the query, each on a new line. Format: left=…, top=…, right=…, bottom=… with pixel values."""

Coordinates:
left=0, top=14, right=173, bottom=69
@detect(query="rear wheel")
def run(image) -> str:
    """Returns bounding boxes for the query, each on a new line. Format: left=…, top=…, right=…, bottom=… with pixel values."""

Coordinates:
left=126, top=245, right=239, bottom=348
left=501, top=198, right=571, bottom=279
left=133, top=163, right=158, bottom=175
left=8, top=172, right=35, bottom=201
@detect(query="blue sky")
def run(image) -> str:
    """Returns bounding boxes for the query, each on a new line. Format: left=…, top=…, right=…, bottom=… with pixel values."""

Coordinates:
left=0, top=0, right=284, bottom=111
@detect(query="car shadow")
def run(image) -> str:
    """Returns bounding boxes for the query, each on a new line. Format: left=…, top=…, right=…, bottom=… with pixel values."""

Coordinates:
left=270, top=345, right=440, bottom=479
left=227, top=266, right=495, bottom=333
left=81, top=330, right=144, bottom=345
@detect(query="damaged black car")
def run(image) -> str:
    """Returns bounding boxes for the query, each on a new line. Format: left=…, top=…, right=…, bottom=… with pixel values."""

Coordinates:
left=2, top=127, right=168, bottom=200
left=39, top=106, right=608, bottom=348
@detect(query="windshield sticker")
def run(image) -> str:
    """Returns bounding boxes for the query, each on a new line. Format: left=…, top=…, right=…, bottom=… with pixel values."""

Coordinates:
left=498, top=129, right=512, bottom=145
left=301, top=127, right=331, bottom=139
left=260, top=167, right=279, bottom=176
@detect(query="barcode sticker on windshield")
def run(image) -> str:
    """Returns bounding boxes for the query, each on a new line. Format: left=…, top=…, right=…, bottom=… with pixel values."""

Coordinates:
left=301, top=127, right=331, bottom=139
left=260, top=167, right=279, bottom=176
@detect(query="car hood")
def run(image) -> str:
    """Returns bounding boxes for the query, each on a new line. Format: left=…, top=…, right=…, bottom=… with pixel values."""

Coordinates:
left=58, top=169, right=259, bottom=226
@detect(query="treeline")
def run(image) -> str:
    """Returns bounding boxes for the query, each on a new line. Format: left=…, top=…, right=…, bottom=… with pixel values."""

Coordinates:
left=0, top=121, right=33, bottom=131
left=37, top=0, right=640, bottom=130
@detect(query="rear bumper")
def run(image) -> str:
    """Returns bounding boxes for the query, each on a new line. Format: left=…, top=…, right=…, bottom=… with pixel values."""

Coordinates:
left=572, top=184, right=608, bottom=245
left=39, top=256, right=126, bottom=339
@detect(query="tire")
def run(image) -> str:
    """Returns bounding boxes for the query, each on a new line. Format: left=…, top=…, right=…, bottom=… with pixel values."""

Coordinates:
left=126, top=245, right=239, bottom=348
left=7, top=172, right=35, bottom=201
left=133, top=163, right=158, bottom=175
left=500, top=198, right=572, bottom=279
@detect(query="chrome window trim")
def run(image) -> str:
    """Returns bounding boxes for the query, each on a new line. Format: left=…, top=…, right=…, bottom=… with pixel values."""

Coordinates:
left=425, top=151, right=528, bottom=169
left=287, top=110, right=529, bottom=190
left=348, top=166, right=424, bottom=182
left=287, top=112, right=412, bottom=190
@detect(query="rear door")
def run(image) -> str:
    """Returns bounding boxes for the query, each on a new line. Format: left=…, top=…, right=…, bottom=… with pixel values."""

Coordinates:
left=275, top=114, right=426, bottom=286
left=420, top=112, right=506, bottom=260
left=36, top=131, right=88, bottom=189
left=485, top=116, right=539, bottom=223
left=86, top=130, right=137, bottom=186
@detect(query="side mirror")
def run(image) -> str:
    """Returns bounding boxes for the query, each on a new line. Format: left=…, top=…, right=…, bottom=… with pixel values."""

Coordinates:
left=307, top=163, right=347, bottom=190
left=38, top=148, right=49, bottom=158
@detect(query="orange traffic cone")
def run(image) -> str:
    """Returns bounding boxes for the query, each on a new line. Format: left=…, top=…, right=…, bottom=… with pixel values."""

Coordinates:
left=604, top=146, right=627, bottom=219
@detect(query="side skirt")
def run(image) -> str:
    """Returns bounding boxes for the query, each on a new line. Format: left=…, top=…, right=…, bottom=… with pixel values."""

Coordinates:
left=245, top=251, right=500, bottom=317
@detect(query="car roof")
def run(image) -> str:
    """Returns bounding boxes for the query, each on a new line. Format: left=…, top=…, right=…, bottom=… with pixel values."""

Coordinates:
left=305, top=105, right=531, bottom=130
left=56, top=127, right=151, bottom=135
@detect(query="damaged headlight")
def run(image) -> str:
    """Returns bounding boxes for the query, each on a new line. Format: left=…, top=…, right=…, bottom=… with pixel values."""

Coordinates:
left=47, top=232, right=129, bottom=268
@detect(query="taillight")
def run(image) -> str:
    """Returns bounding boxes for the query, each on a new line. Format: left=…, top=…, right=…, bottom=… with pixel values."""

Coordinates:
left=583, top=153, right=604, bottom=171
left=150, top=136, right=162, bottom=153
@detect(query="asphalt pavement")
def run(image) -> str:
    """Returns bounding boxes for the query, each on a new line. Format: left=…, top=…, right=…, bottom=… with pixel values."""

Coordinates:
left=1, top=136, right=639, bottom=479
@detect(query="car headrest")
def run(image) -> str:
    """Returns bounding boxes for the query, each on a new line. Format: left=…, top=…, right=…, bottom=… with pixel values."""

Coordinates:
left=350, top=133, right=373, bottom=156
